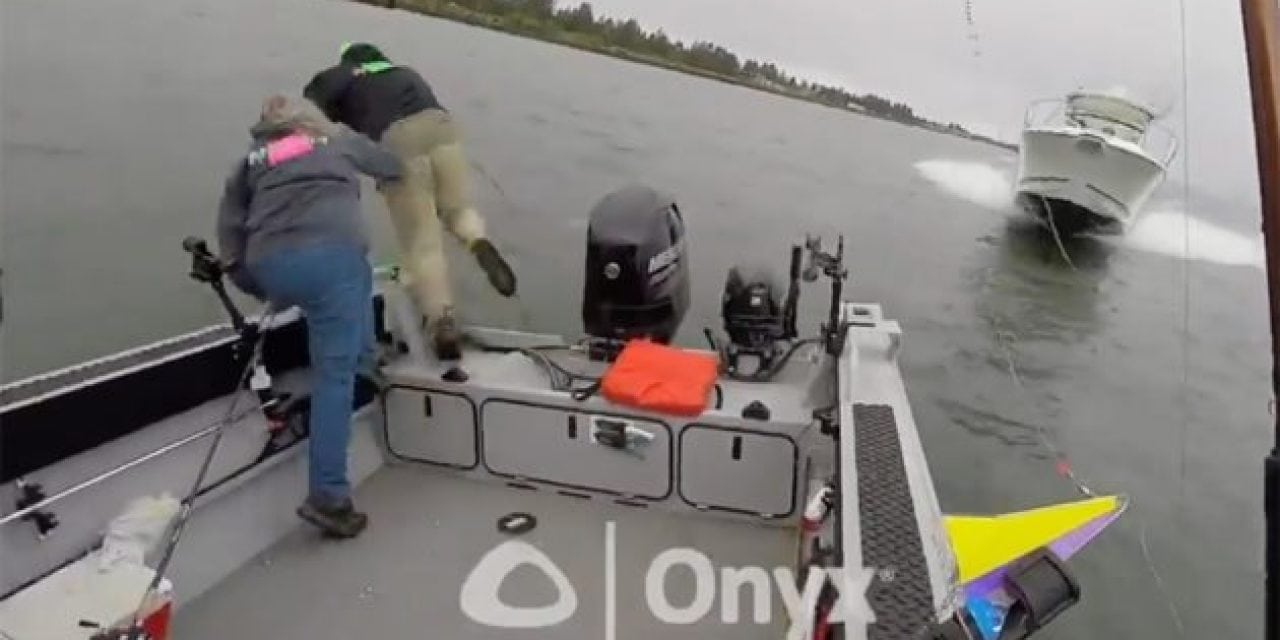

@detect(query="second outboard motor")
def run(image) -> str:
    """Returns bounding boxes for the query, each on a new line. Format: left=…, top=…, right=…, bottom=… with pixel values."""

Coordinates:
left=582, top=185, right=690, bottom=347
left=722, top=267, right=785, bottom=350
left=719, top=246, right=802, bottom=378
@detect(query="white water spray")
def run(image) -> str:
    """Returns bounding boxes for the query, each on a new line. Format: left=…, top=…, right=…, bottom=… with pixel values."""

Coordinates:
left=913, top=159, right=1014, bottom=210
left=913, top=159, right=1263, bottom=270
left=1127, top=210, right=1263, bottom=269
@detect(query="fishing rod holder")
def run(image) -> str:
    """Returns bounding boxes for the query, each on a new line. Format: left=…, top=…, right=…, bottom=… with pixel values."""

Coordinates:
left=182, top=237, right=256, bottom=359
left=802, top=234, right=850, bottom=356
left=13, top=478, right=58, bottom=538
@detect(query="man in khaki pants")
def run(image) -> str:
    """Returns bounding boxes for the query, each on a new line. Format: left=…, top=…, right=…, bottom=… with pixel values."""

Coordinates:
left=305, top=42, right=516, bottom=360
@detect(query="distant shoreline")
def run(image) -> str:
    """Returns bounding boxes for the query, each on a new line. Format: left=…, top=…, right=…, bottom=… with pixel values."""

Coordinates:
left=352, top=0, right=1017, bottom=152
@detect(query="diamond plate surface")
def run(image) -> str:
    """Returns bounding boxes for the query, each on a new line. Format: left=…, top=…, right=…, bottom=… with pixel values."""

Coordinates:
left=854, top=404, right=935, bottom=640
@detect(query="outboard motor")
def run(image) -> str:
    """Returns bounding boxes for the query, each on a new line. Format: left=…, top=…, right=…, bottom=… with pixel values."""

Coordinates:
left=722, top=267, right=786, bottom=349
left=719, top=246, right=802, bottom=378
left=582, top=185, right=690, bottom=348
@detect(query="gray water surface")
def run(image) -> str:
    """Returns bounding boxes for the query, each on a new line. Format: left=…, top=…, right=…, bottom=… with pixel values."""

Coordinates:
left=1, top=0, right=1271, bottom=637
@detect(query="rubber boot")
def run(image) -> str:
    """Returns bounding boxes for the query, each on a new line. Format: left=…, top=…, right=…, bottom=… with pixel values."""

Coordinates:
left=297, top=496, right=368, bottom=539
left=471, top=238, right=517, bottom=297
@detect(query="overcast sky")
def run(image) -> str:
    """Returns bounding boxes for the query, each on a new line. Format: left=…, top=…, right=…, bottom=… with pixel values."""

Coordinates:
left=580, top=0, right=1262, bottom=205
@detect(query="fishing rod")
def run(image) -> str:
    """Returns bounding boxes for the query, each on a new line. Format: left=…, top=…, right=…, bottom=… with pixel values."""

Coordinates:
left=1240, top=0, right=1280, bottom=636
left=112, top=240, right=276, bottom=640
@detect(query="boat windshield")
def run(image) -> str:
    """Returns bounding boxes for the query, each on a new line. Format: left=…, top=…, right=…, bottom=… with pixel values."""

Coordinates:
left=1024, top=95, right=1179, bottom=163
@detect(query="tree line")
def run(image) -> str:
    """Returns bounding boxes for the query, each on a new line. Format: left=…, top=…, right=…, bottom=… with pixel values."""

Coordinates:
left=387, top=0, right=963, bottom=132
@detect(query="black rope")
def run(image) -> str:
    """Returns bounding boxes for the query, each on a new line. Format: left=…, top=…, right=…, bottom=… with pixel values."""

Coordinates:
left=726, top=338, right=822, bottom=382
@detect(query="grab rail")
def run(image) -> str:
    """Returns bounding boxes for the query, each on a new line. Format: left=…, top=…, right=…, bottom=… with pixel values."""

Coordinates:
left=1024, top=97, right=1179, bottom=166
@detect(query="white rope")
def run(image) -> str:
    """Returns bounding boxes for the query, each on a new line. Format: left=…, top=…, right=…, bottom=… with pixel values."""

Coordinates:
left=1175, top=0, right=1193, bottom=525
left=1040, top=196, right=1078, bottom=271
left=990, top=317, right=1094, bottom=496
left=986, top=283, right=1185, bottom=635
left=1140, top=521, right=1188, bottom=635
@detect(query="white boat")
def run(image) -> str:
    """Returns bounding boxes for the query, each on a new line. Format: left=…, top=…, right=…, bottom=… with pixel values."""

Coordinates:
left=1015, top=91, right=1178, bottom=235
left=0, top=187, right=1125, bottom=639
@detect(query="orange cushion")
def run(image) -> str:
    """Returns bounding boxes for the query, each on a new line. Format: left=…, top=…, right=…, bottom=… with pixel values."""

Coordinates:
left=601, top=340, right=719, bottom=416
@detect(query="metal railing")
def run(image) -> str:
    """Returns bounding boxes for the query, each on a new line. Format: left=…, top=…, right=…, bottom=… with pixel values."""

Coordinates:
left=1023, top=98, right=1179, bottom=166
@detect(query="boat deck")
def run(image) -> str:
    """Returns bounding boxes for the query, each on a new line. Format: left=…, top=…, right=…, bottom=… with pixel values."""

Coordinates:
left=173, top=464, right=796, bottom=640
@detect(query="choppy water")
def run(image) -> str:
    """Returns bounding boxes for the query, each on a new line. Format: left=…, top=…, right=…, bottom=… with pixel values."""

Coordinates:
left=1, top=0, right=1272, bottom=637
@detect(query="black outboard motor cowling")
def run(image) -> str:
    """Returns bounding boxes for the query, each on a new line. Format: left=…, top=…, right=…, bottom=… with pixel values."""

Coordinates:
left=722, top=267, right=785, bottom=349
left=582, top=185, right=690, bottom=343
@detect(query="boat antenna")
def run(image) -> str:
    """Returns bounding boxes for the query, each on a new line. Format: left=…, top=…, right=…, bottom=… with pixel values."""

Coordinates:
left=1240, top=0, right=1280, bottom=635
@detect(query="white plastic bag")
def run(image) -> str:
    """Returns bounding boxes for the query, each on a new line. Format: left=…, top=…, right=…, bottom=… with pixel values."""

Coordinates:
left=97, top=493, right=180, bottom=572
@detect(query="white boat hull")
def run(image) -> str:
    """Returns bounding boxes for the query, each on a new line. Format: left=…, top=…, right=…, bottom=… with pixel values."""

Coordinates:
left=1016, top=127, right=1168, bottom=234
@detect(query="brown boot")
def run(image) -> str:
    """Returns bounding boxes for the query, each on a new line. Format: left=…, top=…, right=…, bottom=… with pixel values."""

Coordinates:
left=429, top=312, right=462, bottom=361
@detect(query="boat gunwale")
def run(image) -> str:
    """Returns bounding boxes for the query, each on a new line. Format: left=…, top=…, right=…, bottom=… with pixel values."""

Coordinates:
left=1, top=309, right=301, bottom=412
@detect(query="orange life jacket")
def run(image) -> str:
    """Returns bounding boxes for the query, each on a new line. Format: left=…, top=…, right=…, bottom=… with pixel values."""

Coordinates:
left=600, top=340, right=719, bottom=416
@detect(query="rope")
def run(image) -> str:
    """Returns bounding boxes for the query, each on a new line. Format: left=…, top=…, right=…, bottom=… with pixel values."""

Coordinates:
left=1140, top=522, right=1188, bottom=635
left=726, top=338, right=823, bottom=382
left=1151, top=0, right=1194, bottom=634
left=990, top=320, right=1096, bottom=496
left=1040, top=196, right=1079, bottom=272
left=469, top=158, right=509, bottom=202
left=1175, top=0, right=1193, bottom=532
left=988, top=288, right=1187, bottom=636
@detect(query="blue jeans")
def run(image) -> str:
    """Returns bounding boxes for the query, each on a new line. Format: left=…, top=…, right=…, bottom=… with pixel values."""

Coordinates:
left=250, top=243, right=373, bottom=503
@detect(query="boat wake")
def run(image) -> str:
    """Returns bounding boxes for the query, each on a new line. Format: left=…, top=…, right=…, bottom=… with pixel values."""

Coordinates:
left=914, top=159, right=1264, bottom=270
left=913, top=159, right=1015, bottom=211
left=1126, top=209, right=1265, bottom=270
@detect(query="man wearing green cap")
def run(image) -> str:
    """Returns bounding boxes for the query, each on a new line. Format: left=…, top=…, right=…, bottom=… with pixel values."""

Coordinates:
left=305, top=42, right=516, bottom=361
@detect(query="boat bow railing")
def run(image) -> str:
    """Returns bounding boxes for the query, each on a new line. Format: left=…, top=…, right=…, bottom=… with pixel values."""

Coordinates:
left=1023, top=98, right=1179, bottom=166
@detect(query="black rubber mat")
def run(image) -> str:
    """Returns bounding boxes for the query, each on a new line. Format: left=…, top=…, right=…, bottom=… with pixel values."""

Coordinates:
left=854, top=404, right=935, bottom=640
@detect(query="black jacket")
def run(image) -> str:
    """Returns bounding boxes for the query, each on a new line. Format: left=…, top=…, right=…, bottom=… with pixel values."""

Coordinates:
left=304, top=64, right=445, bottom=141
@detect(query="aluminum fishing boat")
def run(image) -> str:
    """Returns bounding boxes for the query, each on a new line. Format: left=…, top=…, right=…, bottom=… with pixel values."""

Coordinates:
left=0, top=187, right=1124, bottom=640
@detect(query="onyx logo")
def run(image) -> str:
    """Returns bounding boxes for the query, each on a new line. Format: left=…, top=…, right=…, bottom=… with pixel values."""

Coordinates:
left=459, top=540, right=578, bottom=628
left=458, top=522, right=875, bottom=637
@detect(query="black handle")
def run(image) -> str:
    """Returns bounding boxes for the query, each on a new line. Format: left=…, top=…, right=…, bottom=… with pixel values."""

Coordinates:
left=183, top=236, right=224, bottom=284
left=593, top=419, right=628, bottom=449
left=182, top=236, right=211, bottom=256
left=181, top=236, right=250, bottom=338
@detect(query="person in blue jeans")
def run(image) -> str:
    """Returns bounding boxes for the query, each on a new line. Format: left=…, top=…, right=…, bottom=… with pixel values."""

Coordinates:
left=218, top=95, right=402, bottom=538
